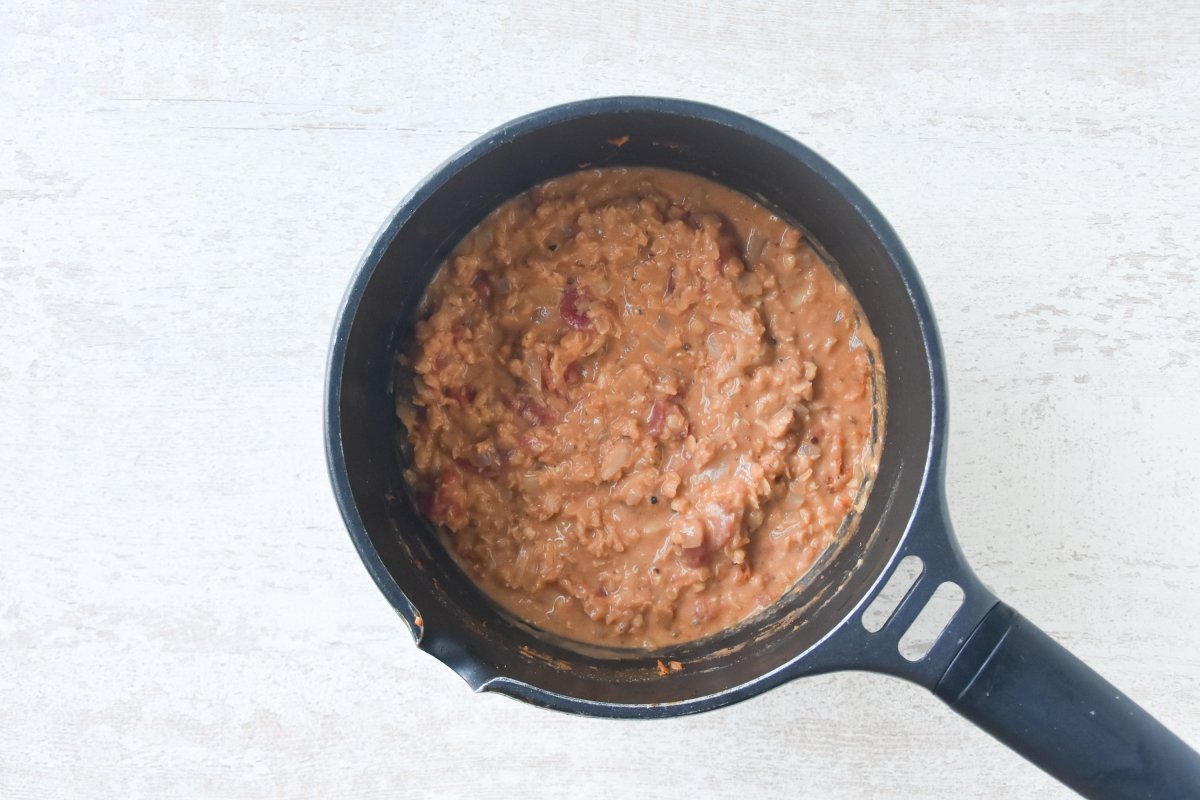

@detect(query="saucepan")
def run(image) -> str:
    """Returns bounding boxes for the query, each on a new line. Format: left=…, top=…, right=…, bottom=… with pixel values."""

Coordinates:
left=324, top=97, right=1199, bottom=798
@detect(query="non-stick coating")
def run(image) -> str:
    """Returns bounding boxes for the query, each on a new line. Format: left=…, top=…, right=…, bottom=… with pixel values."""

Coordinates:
left=326, top=97, right=945, bottom=716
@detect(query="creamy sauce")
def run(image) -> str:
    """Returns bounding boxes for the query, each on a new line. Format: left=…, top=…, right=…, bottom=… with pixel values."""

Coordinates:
left=399, top=168, right=883, bottom=648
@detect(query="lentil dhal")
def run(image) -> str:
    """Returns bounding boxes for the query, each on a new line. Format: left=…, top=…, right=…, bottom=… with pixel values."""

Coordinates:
left=398, top=167, right=883, bottom=648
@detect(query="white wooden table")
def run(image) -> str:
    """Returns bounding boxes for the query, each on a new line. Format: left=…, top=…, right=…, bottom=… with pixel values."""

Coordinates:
left=4, top=2, right=1198, bottom=797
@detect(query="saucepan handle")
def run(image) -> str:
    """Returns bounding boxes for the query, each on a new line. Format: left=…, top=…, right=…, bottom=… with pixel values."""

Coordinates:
left=935, top=602, right=1200, bottom=799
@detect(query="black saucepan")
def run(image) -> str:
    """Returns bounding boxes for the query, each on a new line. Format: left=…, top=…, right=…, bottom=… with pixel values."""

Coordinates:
left=325, top=97, right=1199, bottom=798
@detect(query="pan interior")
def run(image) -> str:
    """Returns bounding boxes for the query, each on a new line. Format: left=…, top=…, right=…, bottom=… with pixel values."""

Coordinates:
left=333, top=101, right=935, bottom=709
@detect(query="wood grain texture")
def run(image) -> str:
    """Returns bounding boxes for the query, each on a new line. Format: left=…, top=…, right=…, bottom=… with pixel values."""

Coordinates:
left=2, top=1, right=1198, bottom=797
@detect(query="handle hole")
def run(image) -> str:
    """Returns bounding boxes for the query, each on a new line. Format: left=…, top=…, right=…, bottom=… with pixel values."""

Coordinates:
left=861, top=555, right=923, bottom=633
left=898, top=581, right=965, bottom=661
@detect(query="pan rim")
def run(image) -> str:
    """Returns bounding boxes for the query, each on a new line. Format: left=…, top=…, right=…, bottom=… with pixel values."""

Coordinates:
left=324, top=96, right=948, bottom=716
